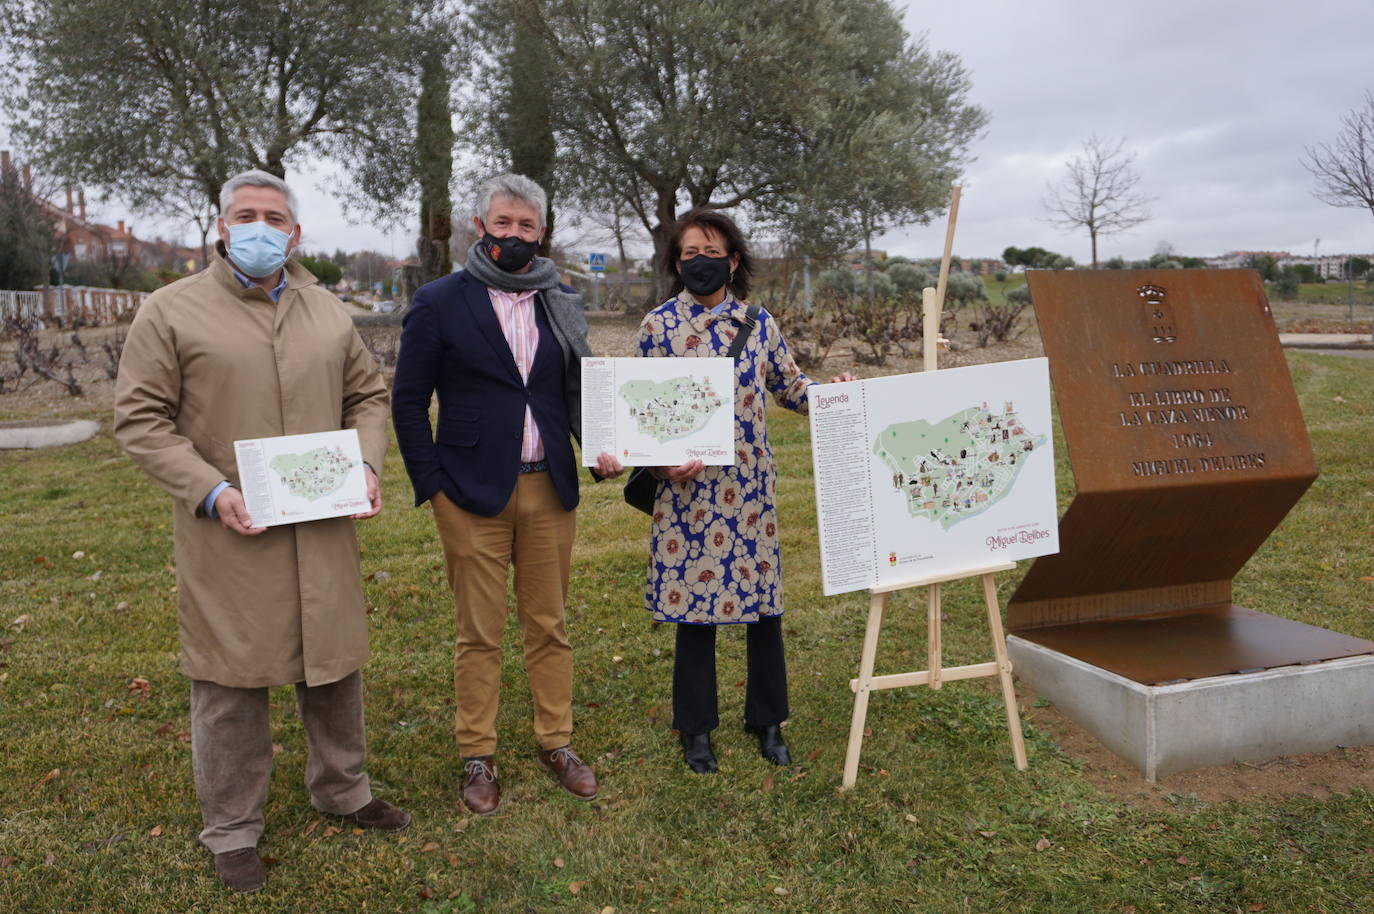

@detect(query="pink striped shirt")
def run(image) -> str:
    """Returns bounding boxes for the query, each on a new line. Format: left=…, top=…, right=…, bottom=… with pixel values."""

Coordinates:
left=487, top=287, right=544, bottom=462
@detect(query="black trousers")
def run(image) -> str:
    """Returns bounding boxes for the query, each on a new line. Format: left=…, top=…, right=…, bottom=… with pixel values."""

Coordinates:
left=671, top=614, right=789, bottom=735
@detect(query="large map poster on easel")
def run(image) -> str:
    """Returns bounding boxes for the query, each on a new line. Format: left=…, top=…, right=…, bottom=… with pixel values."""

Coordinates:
left=809, top=358, right=1060, bottom=596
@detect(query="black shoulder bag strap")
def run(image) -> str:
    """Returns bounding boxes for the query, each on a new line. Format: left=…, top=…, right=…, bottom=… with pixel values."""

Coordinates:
left=623, top=302, right=762, bottom=515
left=726, top=302, right=762, bottom=360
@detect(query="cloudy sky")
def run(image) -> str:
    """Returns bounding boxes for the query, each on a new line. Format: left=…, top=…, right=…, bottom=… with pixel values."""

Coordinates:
left=295, top=0, right=1374, bottom=262
left=888, top=0, right=1374, bottom=263
left=9, top=1, right=1370, bottom=264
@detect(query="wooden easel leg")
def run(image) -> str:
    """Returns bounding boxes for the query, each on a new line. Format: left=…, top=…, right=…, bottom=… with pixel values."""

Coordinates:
left=927, top=582, right=943, bottom=690
left=981, top=573, right=1028, bottom=770
left=841, top=591, right=887, bottom=790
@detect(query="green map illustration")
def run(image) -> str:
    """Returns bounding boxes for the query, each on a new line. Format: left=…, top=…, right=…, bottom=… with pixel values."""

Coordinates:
left=619, top=375, right=726, bottom=443
left=269, top=446, right=358, bottom=502
left=873, top=402, right=1046, bottom=530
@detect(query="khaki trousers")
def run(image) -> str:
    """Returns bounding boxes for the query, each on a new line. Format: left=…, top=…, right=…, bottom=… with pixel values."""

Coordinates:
left=190, top=671, right=372, bottom=854
left=431, top=472, right=576, bottom=757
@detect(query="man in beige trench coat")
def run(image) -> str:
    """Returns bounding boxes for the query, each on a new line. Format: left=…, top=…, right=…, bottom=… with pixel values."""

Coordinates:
left=115, top=169, right=409, bottom=894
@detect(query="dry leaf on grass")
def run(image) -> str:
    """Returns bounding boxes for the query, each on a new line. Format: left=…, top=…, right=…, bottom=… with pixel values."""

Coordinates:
left=323, top=826, right=341, bottom=837
left=568, top=881, right=585, bottom=895
left=44, top=852, right=55, bottom=865
left=762, top=775, right=774, bottom=792
left=351, top=828, right=365, bottom=836
left=554, top=857, right=565, bottom=868
left=31, top=768, right=59, bottom=792
left=447, top=854, right=459, bottom=867
left=303, top=819, right=321, bottom=836
left=148, top=825, right=163, bottom=837
left=420, top=842, right=439, bottom=853
left=127, top=677, right=151, bottom=698
left=1034, top=837, right=1052, bottom=851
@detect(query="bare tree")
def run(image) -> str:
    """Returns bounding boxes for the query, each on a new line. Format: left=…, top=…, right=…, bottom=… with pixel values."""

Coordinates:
left=1303, top=91, right=1374, bottom=221
left=1044, top=135, right=1151, bottom=268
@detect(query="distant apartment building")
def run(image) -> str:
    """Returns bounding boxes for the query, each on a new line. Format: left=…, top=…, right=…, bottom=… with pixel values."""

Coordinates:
left=1205, top=250, right=1369, bottom=279
left=2, top=149, right=202, bottom=276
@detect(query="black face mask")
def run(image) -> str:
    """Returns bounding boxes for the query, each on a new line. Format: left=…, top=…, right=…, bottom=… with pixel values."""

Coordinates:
left=678, top=254, right=732, bottom=297
left=480, top=229, right=539, bottom=272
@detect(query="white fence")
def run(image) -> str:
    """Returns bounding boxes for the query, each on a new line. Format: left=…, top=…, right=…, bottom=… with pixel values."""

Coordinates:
left=1, top=285, right=148, bottom=327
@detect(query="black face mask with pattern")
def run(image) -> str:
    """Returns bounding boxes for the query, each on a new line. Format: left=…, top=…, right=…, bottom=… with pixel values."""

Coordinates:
left=678, top=254, right=731, bottom=296
left=480, top=229, right=539, bottom=272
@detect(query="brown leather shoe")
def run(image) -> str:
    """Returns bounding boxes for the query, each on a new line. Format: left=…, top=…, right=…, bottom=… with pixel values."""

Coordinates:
left=214, top=846, right=266, bottom=894
left=536, top=745, right=598, bottom=800
left=461, top=756, right=500, bottom=816
left=340, top=797, right=411, bottom=832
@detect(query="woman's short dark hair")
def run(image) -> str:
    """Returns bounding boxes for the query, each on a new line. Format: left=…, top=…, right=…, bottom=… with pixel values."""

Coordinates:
left=665, top=207, right=754, bottom=299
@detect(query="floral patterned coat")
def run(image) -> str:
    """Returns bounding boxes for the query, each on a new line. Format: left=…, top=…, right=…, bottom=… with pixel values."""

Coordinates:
left=639, top=291, right=812, bottom=625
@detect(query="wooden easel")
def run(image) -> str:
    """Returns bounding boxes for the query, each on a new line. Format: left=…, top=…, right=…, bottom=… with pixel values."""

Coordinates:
left=840, top=186, right=1029, bottom=789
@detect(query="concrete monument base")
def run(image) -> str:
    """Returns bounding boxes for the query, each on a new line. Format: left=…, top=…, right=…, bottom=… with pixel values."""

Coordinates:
left=1008, top=634, right=1374, bottom=781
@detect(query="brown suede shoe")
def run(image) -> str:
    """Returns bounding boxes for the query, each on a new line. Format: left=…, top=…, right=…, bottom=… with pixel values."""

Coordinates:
left=340, top=797, right=412, bottom=832
left=214, top=846, right=266, bottom=894
left=461, top=756, right=500, bottom=816
left=536, top=745, right=598, bottom=800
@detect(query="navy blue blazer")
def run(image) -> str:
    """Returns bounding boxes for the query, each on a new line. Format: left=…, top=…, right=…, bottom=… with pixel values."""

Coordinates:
left=392, top=270, right=583, bottom=516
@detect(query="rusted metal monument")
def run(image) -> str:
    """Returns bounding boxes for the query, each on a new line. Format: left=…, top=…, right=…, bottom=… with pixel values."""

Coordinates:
left=1007, top=269, right=1374, bottom=779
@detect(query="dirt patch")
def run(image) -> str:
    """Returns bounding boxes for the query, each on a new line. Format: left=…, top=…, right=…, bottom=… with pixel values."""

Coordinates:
left=585, top=308, right=1047, bottom=378
left=1021, top=687, right=1374, bottom=812
left=0, top=305, right=1343, bottom=421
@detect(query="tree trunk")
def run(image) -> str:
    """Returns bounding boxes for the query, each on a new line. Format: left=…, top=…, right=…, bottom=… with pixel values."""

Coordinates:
left=614, top=208, right=630, bottom=312
left=1090, top=228, right=1099, bottom=269
left=647, top=188, right=679, bottom=309
left=863, top=229, right=874, bottom=304
left=416, top=43, right=454, bottom=289
left=506, top=13, right=557, bottom=256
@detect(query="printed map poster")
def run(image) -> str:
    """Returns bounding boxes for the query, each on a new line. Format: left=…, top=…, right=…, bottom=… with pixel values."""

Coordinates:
left=809, top=358, right=1059, bottom=596
left=580, top=357, right=735, bottom=466
left=234, top=429, right=369, bottom=528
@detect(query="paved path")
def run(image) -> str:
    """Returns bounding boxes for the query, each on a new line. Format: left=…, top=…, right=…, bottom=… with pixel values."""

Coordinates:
left=1279, top=333, right=1373, bottom=349
left=0, top=419, right=99, bottom=448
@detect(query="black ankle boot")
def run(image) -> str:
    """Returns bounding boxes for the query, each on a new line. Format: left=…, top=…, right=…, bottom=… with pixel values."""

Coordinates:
left=679, top=732, right=718, bottom=773
left=744, top=723, right=791, bottom=766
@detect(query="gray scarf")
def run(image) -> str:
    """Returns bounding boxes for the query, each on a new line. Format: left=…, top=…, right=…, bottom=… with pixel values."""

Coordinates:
left=465, top=241, right=581, bottom=316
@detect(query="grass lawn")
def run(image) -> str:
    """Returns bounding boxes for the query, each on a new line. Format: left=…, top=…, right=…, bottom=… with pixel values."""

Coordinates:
left=2, top=352, right=1373, bottom=913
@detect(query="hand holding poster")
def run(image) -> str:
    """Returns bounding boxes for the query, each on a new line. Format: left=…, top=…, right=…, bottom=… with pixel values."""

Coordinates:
left=234, top=429, right=369, bottom=528
left=809, top=358, right=1060, bottom=595
left=581, top=357, right=735, bottom=466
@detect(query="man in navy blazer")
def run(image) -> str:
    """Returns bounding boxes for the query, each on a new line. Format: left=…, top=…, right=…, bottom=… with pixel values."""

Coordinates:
left=392, top=173, right=622, bottom=816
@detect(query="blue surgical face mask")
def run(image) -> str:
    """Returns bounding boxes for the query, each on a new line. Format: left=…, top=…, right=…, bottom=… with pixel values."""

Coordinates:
left=227, top=221, right=292, bottom=278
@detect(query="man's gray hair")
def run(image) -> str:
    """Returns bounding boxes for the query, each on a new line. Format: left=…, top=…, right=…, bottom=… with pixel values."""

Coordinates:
left=220, top=169, right=298, bottom=223
left=476, top=173, right=547, bottom=229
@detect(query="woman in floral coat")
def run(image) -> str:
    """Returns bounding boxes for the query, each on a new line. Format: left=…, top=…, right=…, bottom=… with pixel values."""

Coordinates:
left=639, top=209, right=853, bottom=773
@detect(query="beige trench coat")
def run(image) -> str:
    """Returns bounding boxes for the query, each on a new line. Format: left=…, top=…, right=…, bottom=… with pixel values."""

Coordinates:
left=114, top=253, right=389, bottom=687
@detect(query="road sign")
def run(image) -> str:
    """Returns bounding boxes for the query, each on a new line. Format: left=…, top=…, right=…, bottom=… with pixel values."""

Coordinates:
left=588, top=252, right=607, bottom=272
